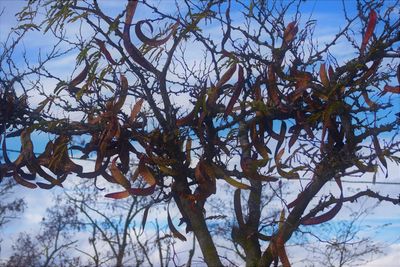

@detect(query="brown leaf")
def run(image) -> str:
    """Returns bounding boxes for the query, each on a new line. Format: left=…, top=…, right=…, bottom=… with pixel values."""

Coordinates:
left=123, top=1, right=158, bottom=73
left=167, top=208, right=187, bottom=241
left=138, top=161, right=156, bottom=186
left=13, top=172, right=37, bottom=189
left=176, top=109, right=195, bottom=126
left=130, top=98, right=144, bottom=122
left=70, top=63, right=89, bottom=87
left=319, top=63, right=329, bottom=87
left=283, top=21, right=298, bottom=44
left=382, top=85, right=400, bottom=94
left=110, top=157, right=131, bottom=189
left=135, top=19, right=179, bottom=47
left=361, top=10, right=377, bottom=55
left=216, top=62, right=237, bottom=89
left=105, top=190, right=130, bottom=199
left=128, top=184, right=156, bottom=196
left=95, top=38, right=119, bottom=65
left=224, top=65, right=243, bottom=117
left=372, top=135, right=387, bottom=168
left=234, top=189, right=245, bottom=227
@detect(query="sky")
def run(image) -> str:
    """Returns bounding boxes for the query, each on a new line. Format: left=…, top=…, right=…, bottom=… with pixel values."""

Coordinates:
left=1, top=0, right=400, bottom=266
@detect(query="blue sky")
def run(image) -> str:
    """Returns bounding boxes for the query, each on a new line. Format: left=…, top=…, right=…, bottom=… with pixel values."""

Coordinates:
left=1, top=0, right=400, bottom=265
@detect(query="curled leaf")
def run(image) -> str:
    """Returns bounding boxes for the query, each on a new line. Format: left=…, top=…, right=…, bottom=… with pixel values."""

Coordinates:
left=13, top=172, right=37, bottom=189
left=70, top=63, right=89, bottom=87
left=135, top=19, right=179, bottom=47
left=95, top=38, right=119, bottom=65
left=302, top=178, right=343, bottom=225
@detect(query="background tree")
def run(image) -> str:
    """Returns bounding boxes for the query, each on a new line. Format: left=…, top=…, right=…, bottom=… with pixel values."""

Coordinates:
left=2, top=198, right=81, bottom=267
left=1, top=0, right=399, bottom=266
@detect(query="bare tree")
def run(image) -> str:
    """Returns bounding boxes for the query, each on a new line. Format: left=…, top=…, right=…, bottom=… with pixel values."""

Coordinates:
left=3, top=197, right=81, bottom=267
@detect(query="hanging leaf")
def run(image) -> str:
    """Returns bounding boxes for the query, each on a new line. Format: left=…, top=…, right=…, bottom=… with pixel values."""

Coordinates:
left=123, top=1, right=158, bottom=73
left=167, top=208, right=187, bottom=241
left=70, top=63, right=89, bottom=87
left=224, top=65, right=244, bottom=117
left=13, top=172, right=37, bottom=189
left=283, top=21, right=298, bottom=44
left=319, top=63, right=329, bottom=87
left=141, top=205, right=151, bottom=233
left=302, top=178, right=343, bottom=225
left=234, top=189, right=245, bottom=227
left=95, top=38, right=119, bottom=65
left=128, top=184, right=156, bottom=196
left=372, top=135, right=387, bottom=168
left=110, top=157, right=131, bottom=189
left=135, top=19, right=179, bottom=47
left=105, top=190, right=130, bottom=199
left=130, top=98, right=144, bottom=122
left=138, top=161, right=156, bottom=186
left=185, top=137, right=192, bottom=166
left=360, top=10, right=377, bottom=55
left=216, top=62, right=237, bottom=89
left=223, top=176, right=251, bottom=189
left=112, top=74, right=129, bottom=113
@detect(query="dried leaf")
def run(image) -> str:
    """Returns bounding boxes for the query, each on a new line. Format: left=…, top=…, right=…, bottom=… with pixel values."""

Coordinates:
left=283, top=21, right=298, bottom=44
left=128, top=184, right=155, bottom=196
left=70, top=63, right=89, bottom=87
left=185, top=137, right=192, bottom=166
left=176, top=110, right=195, bottom=126
left=110, top=157, right=131, bottom=189
left=138, top=161, right=156, bottom=186
left=234, top=189, right=245, bottom=227
left=319, top=63, right=329, bottom=87
left=224, top=65, right=243, bottom=117
left=216, top=62, right=237, bottom=89
left=302, top=178, right=343, bottom=225
left=373, top=135, right=387, bottom=168
left=167, top=208, right=187, bottom=241
left=105, top=190, right=130, bottom=199
left=13, top=172, right=37, bottom=189
left=361, top=10, right=377, bottom=55
left=141, top=205, right=151, bottom=232
left=95, top=38, right=119, bottom=65
left=223, top=176, right=251, bottom=189
left=123, top=1, right=158, bottom=73
left=135, top=19, right=179, bottom=47
left=130, top=98, right=144, bottom=122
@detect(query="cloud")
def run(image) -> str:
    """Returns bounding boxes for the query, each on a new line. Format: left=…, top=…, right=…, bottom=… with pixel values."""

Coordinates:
left=364, top=244, right=400, bottom=267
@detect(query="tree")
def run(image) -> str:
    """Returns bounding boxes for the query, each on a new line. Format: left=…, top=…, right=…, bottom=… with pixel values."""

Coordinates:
left=3, top=198, right=81, bottom=267
left=1, top=0, right=399, bottom=266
